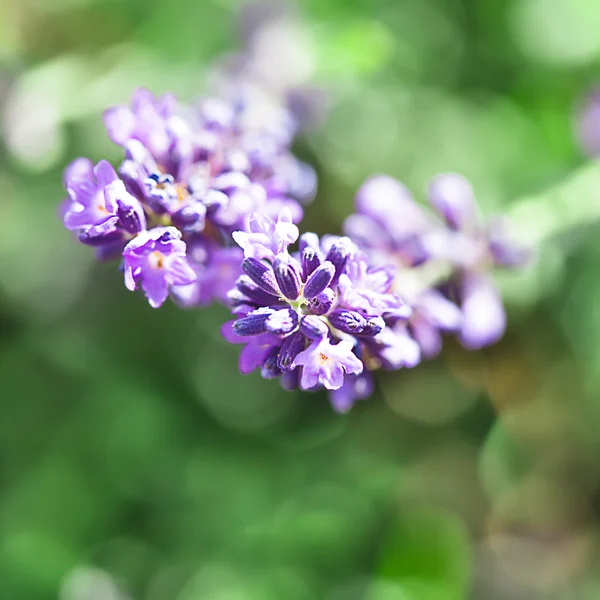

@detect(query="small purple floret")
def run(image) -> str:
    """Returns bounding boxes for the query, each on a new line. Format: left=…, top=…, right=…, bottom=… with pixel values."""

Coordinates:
left=122, top=227, right=196, bottom=308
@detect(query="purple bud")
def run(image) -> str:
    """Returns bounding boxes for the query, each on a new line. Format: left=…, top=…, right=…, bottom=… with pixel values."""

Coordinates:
left=301, top=246, right=322, bottom=279
left=78, top=217, right=123, bottom=246
left=280, top=369, right=300, bottom=390
left=303, top=261, right=335, bottom=299
left=428, top=173, right=477, bottom=230
left=235, top=275, right=279, bottom=306
left=171, top=202, right=207, bottom=234
left=277, top=331, right=306, bottom=371
left=300, top=315, right=329, bottom=340
left=361, top=316, right=386, bottom=336
left=328, top=309, right=368, bottom=335
left=273, top=254, right=302, bottom=301
left=261, top=347, right=282, bottom=379
left=242, top=258, right=280, bottom=296
left=299, top=232, right=320, bottom=253
left=233, top=308, right=273, bottom=336
left=325, top=237, right=354, bottom=282
left=266, top=309, right=299, bottom=335
left=308, top=288, right=335, bottom=315
left=116, top=201, right=145, bottom=235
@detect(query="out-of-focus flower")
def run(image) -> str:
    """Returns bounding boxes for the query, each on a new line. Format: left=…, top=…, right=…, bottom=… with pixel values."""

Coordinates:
left=224, top=213, right=414, bottom=412
left=344, top=172, right=530, bottom=355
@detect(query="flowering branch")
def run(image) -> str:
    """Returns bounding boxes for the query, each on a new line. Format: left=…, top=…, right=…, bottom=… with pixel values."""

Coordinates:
left=59, top=12, right=533, bottom=413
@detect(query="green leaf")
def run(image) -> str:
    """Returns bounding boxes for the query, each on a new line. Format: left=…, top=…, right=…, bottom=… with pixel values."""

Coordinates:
left=368, top=507, right=471, bottom=600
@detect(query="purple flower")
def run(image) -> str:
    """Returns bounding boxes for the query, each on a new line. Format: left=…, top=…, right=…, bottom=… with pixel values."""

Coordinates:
left=329, top=372, right=374, bottom=414
left=224, top=214, right=409, bottom=408
left=293, top=337, right=363, bottom=390
left=232, top=207, right=299, bottom=260
left=221, top=321, right=281, bottom=375
left=423, top=173, right=529, bottom=349
left=408, top=289, right=462, bottom=359
left=343, top=173, right=529, bottom=355
left=104, top=88, right=186, bottom=168
left=457, top=273, right=506, bottom=350
left=344, top=175, right=435, bottom=266
left=122, top=227, right=196, bottom=308
left=428, top=173, right=477, bottom=231
left=64, top=159, right=136, bottom=230
left=338, top=255, right=408, bottom=317
left=171, top=242, right=243, bottom=307
left=62, top=80, right=315, bottom=310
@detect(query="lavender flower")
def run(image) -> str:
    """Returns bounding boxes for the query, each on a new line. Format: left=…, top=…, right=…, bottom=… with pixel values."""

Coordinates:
left=294, top=338, right=363, bottom=390
left=223, top=213, right=414, bottom=411
left=61, top=81, right=313, bottom=308
left=122, top=227, right=196, bottom=308
left=343, top=173, right=529, bottom=354
left=103, top=88, right=183, bottom=169
left=425, top=173, right=529, bottom=349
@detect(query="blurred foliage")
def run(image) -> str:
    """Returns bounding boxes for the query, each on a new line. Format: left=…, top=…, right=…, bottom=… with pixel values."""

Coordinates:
left=2, top=0, right=600, bottom=598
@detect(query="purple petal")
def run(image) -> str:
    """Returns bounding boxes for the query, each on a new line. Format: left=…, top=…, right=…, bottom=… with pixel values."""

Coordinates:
left=64, top=157, right=93, bottom=187
left=428, top=173, right=477, bottom=230
left=459, top=274, right=506, bottom=350
left=409, top=316, right=443, bottom=359
left=141, top=269, right=169, bottom=309
left=103, top=106, right=136, bottom=144
left=221, top=320, right=246, bottom=344
left=166, top=256, right=197, bottom=286
left=355, top=176, right=433, bottom=242
left=93, top=160, right=118, bottom=187
left=418, top=289, right=462, bottom=331
left=239, top=335, right=279, bottom=374
left=329, top=372, right=374, bottom=413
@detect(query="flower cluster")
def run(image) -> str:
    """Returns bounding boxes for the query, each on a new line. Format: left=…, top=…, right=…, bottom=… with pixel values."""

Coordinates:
left=222, top=211, right=426, bottom=412
left=61, top=86, right=316, bottom=308
left=60, top=8, right=530, bottom=412
left=344, top=173, right=530, bottom=356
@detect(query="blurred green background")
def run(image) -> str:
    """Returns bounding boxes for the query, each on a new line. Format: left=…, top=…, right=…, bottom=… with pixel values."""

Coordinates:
left=2, top=0, right=600, bottom=598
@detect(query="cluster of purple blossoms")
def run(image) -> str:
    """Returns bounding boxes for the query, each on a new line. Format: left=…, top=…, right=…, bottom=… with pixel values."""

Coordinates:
left=344, top=173, right=530, bottom=359
left=61, top=87, right=316, bottom=308
left=219, top=174, right=528, bottom=413
left=222, top=211, right=426, bottom=412
left=60, top=6, right=530, bottom=413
